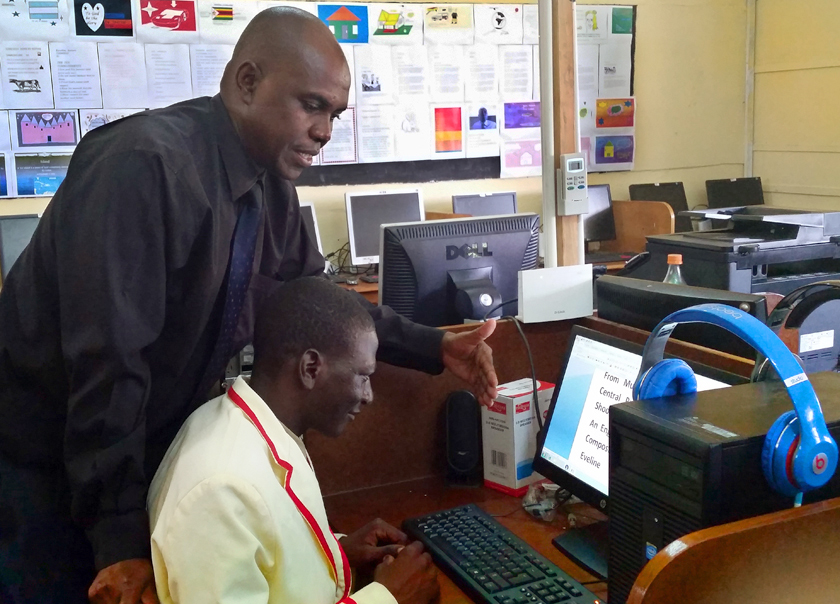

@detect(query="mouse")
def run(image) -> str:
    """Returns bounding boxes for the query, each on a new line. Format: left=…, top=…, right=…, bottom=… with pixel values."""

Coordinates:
left=345, top=278, right=358, bottom=285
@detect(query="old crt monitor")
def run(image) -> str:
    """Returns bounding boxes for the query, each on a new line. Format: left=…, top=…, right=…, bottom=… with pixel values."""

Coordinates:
left=0, top=214, right=40, bottom=280
left=532, top=326, right=741, bottom=581
left=299, top=202, right=323, bottom=255
left=629, top=181, right=692, bottom=233
left=705, top=176, right=764, bottom=209
left=451, top=191, right=517, bottom=217
left=345, top=189, right=425, bottom=265
left=379, top=213, right=540, bottom=327
left=582, top=184, right=617, bottom=245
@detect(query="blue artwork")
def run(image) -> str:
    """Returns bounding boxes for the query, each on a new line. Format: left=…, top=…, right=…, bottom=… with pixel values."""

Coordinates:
left=317, top=4, right=369, bottom=44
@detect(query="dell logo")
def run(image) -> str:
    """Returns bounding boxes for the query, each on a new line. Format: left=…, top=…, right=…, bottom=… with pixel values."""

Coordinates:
left=445, top=243, right=494, bottom=260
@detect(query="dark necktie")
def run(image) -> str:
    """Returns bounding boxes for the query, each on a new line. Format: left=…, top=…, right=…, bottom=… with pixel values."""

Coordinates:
left=196, top=183, right=263, bottom=399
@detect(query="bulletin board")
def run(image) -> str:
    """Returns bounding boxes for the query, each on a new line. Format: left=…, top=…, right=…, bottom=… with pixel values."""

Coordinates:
left=0, top=1, right=636, bottom=197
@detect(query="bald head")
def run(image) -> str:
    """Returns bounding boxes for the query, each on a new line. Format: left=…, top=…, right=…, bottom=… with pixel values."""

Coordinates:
left=220, top=7, right=350, bottom=180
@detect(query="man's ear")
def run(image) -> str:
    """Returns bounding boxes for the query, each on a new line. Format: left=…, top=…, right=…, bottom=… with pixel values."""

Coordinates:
left=299, top=349, right=324, bottom=390
left=234, top=60, right=261, bottom=105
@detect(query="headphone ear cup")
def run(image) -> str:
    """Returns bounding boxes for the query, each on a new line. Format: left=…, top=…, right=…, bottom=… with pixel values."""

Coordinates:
left=634, top=359, right=697, bottom=401
left=762, top=410, right=800, bottom=497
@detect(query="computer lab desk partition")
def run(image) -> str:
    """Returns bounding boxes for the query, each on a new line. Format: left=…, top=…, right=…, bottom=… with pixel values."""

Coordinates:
left=305, top=316, right=755, bottom=603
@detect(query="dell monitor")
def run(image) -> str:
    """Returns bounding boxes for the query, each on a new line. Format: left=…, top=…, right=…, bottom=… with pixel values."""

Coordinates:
left=379, top=213, right=540, bottom=327
left=629, top=181, right=692, bottom=233
left=705, top=176, right=764, bottom=209
left=451, top=191, right=517, bottom=217
left=299, top=202, right=323, bottom=255
left=0, top=214, right=40, bottom=280
left=582, top=184, right=617, bottom=245
left=532, top=325, right=743, bottom=580
left=345, top=189, right=425, bottom=266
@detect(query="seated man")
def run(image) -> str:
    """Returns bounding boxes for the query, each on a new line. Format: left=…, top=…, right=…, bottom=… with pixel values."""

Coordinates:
left=147, top=278, right=440, bottom=604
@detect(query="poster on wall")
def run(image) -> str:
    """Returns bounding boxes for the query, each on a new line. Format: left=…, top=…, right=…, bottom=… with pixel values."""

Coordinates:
left=431, top=104, right=465, bottom=159
left=196, top=0, right=258, bottom=44
left=473, top=4, right=522, bottom=45
left=500, top=139, right=540, bottom=178
left=367, top=3, right=423, bottom=45
left=9, top=109, right=80, bottom=151
left=318, top=4, right=369, bottom=44
left=13, top=152, right=72, bottom=196
left=0, top=153, right=11, bottom=197
left=72, top=0, right=134, bottom=38
left=423, top=5, right=473, bottom=45
left=0, top=0, right=72, bottom=41
left=134, top=0, right=199, bottom=43
left=593, top=134, right=634, bottom=171
left=79, top=108, right=143, bottom=135
left=0, top=41, right=56, bottom=110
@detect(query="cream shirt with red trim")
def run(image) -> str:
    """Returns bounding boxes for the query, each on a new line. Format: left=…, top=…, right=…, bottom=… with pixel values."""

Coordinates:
left=148, top=376, right=398, bottom=604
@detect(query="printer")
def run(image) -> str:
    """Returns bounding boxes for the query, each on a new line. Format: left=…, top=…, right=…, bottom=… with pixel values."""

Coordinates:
left=623, top=206, right=840, bottom=296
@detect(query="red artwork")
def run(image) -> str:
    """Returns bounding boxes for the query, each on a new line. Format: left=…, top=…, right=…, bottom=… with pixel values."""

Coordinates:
left=139, top=0, right=197, bottom=31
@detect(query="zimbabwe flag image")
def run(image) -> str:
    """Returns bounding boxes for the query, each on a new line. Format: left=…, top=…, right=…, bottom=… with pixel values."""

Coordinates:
left=212, top=5, right=233, bottom=20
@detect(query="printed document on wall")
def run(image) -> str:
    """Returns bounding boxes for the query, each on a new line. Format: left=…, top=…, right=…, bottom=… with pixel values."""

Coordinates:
left=9, top=109, right=80, bottom=152
left=501, top=139, right=540, bottom=178
left=196, top=0, right=257, bottom=44
left=598, top=40, right=632, bottom=97
left=320, top=106, right=357, bottom=164
left=80, top=108, right=143, bottom=136
left=0, top=153, right=13, bottom=197
left=473, top=4, right=522, bottom=45
left=0, top=112, right=11, bottom=150
left=392, top=46, right=429, bottom=98
left=521, top=4, right=538, bottom=44
left=1, top=42, right=55, bottom=110
left=576, top=5, right=609, bottom=42
left=465, top=102, right=499, bottom=158
left=145, top=43, right=193, bottom=109
left=70, top=0, right=135, bottom=41
left=14, top=152, right=72, bottom=196
left=357, top=104, right=396, bottom=163
left=423, top=4, right=473, bottom=45
left=367, top=3, right=423, bottom=46
left=428, top=45, right=464, bottom=103
left=354, top=45, right=395, bottom=105
left=499, top=45, right=532, bottom=101
left=190, top=44, right=233, bottom=97
left=464, top=44, right=498, bottom=102
left=49, top=42, right=103, bottom=108
left=341, top=45, right=356, bottom=105
left=430, top=104, right=465, bottom=160
left=0, top=0, right=71, bottom=41
left=98, top=42, right=148, bottom=108
left=134, top=0, right=199, bottom=43
left=394, top=101, right=431, bottom=161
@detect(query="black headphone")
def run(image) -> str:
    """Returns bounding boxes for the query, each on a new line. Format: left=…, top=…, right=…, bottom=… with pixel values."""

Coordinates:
left=752, top=281, right=840, bottom=382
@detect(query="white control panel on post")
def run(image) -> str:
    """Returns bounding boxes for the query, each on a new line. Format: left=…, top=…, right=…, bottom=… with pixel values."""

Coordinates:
left=556, top=152, right=589, bottom=216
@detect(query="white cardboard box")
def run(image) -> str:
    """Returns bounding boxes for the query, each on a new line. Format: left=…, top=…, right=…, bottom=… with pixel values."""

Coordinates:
left=482, top=378, right=555, bottom=496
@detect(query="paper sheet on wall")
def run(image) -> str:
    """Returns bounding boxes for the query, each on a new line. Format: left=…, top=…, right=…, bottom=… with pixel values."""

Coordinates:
left=531, top=45, right=539, bottom=101
left=576, top=5, right=609, bottom=42
left=134, top=0, right=199, bottom=43
left=341, top=45, right=355, bottom=105
left=356, top=103, right=395, bottom=163
left=79, top=108, right=143, bottom=135
left=423, top=5, right=473, bottom=45
left=500, top=139, right=540, bottom=178
left=353, top=45, right=395, bottom=105
left=71, top=0, right=134, bottom=40
left=499, top=45, right=532, bottom=101
left=145, top=43, right=192, bottom=108
left=320, top=105, right=356, bottom=164
left=0, top=153, right=12, bottom=196
left=474, top=4, right=522, bottom=45
left=595, top=97, right=634, bottom=129
left=464, top=44, right=498, bottom=102
left=318, top=4, right=369, bottom=44
left=0, top=0, right=71, bottom=41
left=430, top=104, right=465, bottom=160
left=13, top=152, right=72, bottom=196
left=0, top=112, right=11, bottom=149
left=1, top=42, right=55, bottom=110
left=196, top=0, right=257, bottom=44
left=522, top=4, right=538, bottom=45
left=598, top=41, right=632, bottom=97
left=9, top=109, right=80, bottom=151
left=367, top=3, right=423, bottom=45
left=577, top=43, right=598, bottom=96
left=593, top=133, right=633, bottom=171
left=392, top=46, right=428, bottom=98
left=500, top=101, right=539, bottom=140
left=189, top=44, right=233, bottom=97
left=394, top=101, right=430, bottom=161
left=465, top=102, right=499, bottom=158
left=98, top=42, right=148, bottom=108
left=428, top=45, right=464, bottom=103
left=49, top=42, right=103, bottom=108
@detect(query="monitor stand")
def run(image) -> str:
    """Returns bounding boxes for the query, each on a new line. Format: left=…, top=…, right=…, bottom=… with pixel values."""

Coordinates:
left=551, top=519, right=609, bottom=581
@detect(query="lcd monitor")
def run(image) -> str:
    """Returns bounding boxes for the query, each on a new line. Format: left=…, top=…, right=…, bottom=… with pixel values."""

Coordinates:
left=532, top=325, right=744, bottom=579
left=582, top=184, right=617, bottom=244
left=705, top=176, right=764, bottom=209
left=345, top=189, right=425, bottom=265
left=0, top=214, right=40, bottom=280
left=299, top=202, right=323, bottom=255
left=451, top=191, right=517, bottom=217
left=379, top=213, right=540, bottom=327
left=629, top=181, right=692, bottom=233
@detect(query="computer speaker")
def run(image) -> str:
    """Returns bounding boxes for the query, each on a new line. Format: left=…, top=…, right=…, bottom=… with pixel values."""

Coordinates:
left=445, top=390, right=482, bottom=486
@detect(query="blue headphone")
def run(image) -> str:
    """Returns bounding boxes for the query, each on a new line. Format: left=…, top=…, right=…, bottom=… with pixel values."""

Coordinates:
left=633, top=303, right=838, bottom=498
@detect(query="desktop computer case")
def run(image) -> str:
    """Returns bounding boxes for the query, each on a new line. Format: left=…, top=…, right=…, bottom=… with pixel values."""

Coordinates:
left=607, top=372, right=840, bottom=604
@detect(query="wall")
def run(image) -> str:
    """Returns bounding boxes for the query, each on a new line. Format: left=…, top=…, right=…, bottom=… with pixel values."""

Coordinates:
left=752, top=0, right=840, bottom=211
left=3, top=0, right=750, bottom=259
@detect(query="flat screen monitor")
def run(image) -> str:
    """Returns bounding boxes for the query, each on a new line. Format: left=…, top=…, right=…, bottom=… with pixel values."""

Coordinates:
left=299, top=202, right=323, bottom=255
left=629, top=182, right=692, bottom=233
left=582, top=184, right=617, bottom=244
left=346, top=189, right=425, bottom=265
left=0, top=214, right=40, bottom=280
left=451, top=191, right=517, bottom=217
left=532, top=325, right=744, bottom=578
left=379, top=213, right=540, bottom=327
left=705, top=176, right=764, bottom=209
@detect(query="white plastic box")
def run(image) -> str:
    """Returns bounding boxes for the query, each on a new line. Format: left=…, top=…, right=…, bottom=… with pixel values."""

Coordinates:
left=482, top=378, right=555, bottom=496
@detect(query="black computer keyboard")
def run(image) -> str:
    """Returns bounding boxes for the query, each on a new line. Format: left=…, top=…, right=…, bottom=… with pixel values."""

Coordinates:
left=402, top=504, right=601, bottom=604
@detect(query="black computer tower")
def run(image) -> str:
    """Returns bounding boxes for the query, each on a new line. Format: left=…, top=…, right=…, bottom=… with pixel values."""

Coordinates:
left=608, top=372, right=840, bottom=604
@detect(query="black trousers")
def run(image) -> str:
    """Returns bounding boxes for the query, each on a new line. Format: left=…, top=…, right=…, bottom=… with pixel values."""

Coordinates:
left=0, top=453, right=94, bottom=604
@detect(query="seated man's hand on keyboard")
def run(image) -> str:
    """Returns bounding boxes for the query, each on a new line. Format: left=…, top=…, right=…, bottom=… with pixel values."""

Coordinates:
left=374, top=541, right=440, bottom=604
left=340, top=518, right=409, bottom=577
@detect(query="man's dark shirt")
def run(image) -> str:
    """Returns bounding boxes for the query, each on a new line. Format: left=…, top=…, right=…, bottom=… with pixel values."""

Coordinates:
left=0, top=95, right=444, bottom=570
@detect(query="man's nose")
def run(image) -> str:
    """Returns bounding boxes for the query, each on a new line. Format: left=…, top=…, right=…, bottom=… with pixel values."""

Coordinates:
left=311, top=117, right=332, bottom=146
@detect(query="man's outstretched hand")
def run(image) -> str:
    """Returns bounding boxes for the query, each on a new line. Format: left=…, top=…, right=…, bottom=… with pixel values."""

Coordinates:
left=441, top=319, right=498, bottom=408
left=88, top=558, right=159, bottom=604
left=340, top=518, right=410, bottom=575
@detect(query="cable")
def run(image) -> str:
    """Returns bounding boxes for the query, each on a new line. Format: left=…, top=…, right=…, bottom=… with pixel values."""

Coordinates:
left=483, top=297, right=518, bottom=321
left=501, top=314, right=543, bottom=434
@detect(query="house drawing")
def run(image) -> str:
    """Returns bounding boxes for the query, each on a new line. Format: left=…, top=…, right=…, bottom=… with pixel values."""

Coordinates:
left=326, top=6, right=361, bottom=41
left=375, top=9, right=412, bottom=35
left=19, top=113, right=77, bottom=146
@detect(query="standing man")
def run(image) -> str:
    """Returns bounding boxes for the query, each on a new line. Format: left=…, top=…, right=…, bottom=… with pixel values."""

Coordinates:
left=0, top=7, right=496, bottom=604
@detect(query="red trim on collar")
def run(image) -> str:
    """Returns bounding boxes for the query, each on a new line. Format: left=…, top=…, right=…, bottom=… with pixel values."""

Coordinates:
left=228, top=385, right=353, bottom=599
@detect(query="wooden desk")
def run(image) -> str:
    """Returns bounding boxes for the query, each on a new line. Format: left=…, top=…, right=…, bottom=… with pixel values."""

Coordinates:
left=340, top=279, right=379, bottom=304
left=324, top=476, right=608, bottom=603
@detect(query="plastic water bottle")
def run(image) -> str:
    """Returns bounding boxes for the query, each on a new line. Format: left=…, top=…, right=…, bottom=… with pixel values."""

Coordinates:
left=663, top=254, right=687, bottom=285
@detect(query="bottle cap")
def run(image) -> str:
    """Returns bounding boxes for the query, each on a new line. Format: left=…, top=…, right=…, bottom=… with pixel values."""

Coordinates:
left=667, top=254, right=683, bottom=265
